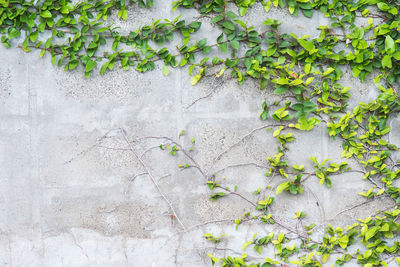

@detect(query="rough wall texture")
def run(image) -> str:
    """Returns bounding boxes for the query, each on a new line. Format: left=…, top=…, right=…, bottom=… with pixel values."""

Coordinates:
left=0, top=1, right=398, bottom=267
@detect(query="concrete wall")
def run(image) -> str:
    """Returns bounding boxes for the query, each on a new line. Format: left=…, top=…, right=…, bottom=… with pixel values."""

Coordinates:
left=0, top=1, right=397, bottom=266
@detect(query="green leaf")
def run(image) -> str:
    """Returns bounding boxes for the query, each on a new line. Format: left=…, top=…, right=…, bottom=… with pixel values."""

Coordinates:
left=162, top=65, right=169, bottom=76
left=273, top=126, right=284, bottom=137
left=30, top=31, right=38, bottom=42
left=304, top=64, right=311, bottom=74
left=40, top=10, right=52, bottom=18
left=218, top=42, right=228, bottom=53
left=203, top=46, right=211, bottom=54
left=85, top=59, right=97, bottom=72
left=230, top=40, right=240, bottom=50
left=377, top=3, right=397, bottom=14
left=68, top=60, right=79, bottom=70
left=321, top=254, right=329, bottom=264
left=272, top=78, right=289, bottom=85
left=51, top=54, right=56, bottom=65
left=1, top=36, right=10, bottom=48
left=298, top=39, right=314, bottom=52
left=241, top=241, right=253, bottom=250
left=100, top=62, right=108, bottom=75
left=146, top=0, right=154, bottom=7
left=239, top=7, right=247, bottom=16
left=221, top=21, right=235, bottom=31
left=191, top=74, right=201, bottom=85
left=254, top=245, right=263, bottom=254
left=266, top=46, right=277, bottom=56
left=121, top=9, right=128, bottom=20
left=276, top=182, right=289, bottom=195
left=180, top=58, right=188, bottom=67
left=260, top=78, right=268, bottom=90
left=302, top=9, right=313, bottom=18
left=260, top=101, right=269, bottom=120
left=211, top=15, right=224, bottom=24
left=322, top=67, right=335, bottom=76
left=365, top=226, right=378, bottom=241
left=112, top=38, right=120, bottom=51
left=189, top=22, right=202, bottom=31
left=385, top=35, right=395, bottom=54
left=226, top=11, right=237, bottom=19
left=8, top=28, right=21, bottom=39
left=274, top=86, right=288, bottom=94
left=382, top=55, right=392, bottom=69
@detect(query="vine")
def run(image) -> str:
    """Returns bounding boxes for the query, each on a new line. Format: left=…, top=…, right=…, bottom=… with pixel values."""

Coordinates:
left=2, top=0, right=400, bottom=266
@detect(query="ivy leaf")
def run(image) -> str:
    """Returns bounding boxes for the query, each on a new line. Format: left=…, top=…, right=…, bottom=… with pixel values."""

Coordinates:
left=254, top=245, right=263, bottom=254
left=100, top=62, right=109, bottom=75
left=260, top=78, right=268, bottom=90
left=276, top=182, right=289, bottom=195
left=304, top=64, right=311, bottom=74
left=146, top=0, right=154, bottom=7
left=30, top=31, right=38, bottom=42
left=222, top=21, right=235, bottom=31
left=382, top=55, right=392, bottom=69
left=365, top=226, right=379, bottom=241
left=377, top=2, right=398, bottom=15
left=211, top=15, right=224, bottom=23
left=85, top=59, right=97, bottom=72
left=189, top=21, right=202, bottom=31
left=40, top=10, right=52, bottom=18
left=121, top=9, right=128, bottom=20
left=218, top=42, right=228, bottom=53
left=230, top=40, right=240, bottom=50
left=68, top=60, right=79, bottom=70
left=321, top=253, right=329, bottom=263
left=241, top=241, right=253, bottom=250
left=385, top=35, right=395, bottom=54
left=191, top=74, right=201, bottom=85
left=203, top=46, right=211, bottom=54
left=112, top=38, right=120, bottom=51
left=260, top=101, right=269, bottom=120
left=226, top=11, right=238, bottom=19
left=298, top=39, right=314, bottom=52
left=162, top=65, right=169, bottom=76
left=1, top=36, right=10, bottom=48
left=8, top=28, right=21, bottom=39
left=274, top=85, right=289, bottom=94
left=210, top=192, right=226, bottom=200
left=302, top=9, right=313, bottom=18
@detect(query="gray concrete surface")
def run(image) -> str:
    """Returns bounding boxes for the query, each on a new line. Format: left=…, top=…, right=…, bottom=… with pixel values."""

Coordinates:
left=0, top=1, right=397, bottom=266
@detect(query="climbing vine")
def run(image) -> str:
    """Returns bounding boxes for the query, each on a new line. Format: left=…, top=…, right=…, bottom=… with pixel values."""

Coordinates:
left=2, top=0, right=400, bottom=266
